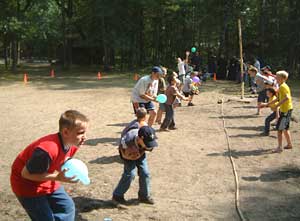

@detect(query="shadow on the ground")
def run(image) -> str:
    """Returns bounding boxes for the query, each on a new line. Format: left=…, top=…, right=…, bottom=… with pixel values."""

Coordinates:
left=241, top=187, right=300, bottom=220
left=227, top=125, right=264, bottom=131
left=84, top=137, right=119, bottom=146
left=107, top=123, right=128, bottom=127
left=207, top=148, right=273, bottom=159
left=89, top=155, right=122, bottom=164
left=209, top=115, right=261, bottom=120
left=232, top=105, right=257, bottom=109
left=229, top=133, right=276, bottom=139
left=242, top=166, right=300, bottom=182
left=74, top=196, right=139, bottom=220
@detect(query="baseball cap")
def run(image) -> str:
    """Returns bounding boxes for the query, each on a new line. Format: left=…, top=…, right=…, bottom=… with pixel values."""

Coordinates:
left=152, top=66, right=163, bottom=75
left=138, top=126, right=158, bottom=148
left=261, top=65, right=271, bottom=71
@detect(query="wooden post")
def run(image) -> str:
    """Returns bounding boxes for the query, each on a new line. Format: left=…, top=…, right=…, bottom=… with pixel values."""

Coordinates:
left=238, top=18, right=244, bottom=99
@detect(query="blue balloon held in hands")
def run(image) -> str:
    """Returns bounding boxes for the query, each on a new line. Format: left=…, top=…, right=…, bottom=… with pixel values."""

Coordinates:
left=156, top=94, right=167, bottom=103
left=61, top=159, right=90, bottom=185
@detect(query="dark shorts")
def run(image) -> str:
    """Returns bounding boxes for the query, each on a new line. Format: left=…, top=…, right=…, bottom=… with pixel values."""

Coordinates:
left=258, top=89, right=268, bottom=103
left=133, top=101, right=155, bottom=113
left=183, top=91, right=191, bottom=97
left=159, top=103, right=166, bottom=111
left=276, top=110, right=293, bottom=131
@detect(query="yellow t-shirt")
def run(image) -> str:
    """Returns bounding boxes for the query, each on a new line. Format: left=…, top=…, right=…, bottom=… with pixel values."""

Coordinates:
left=278, top=82, right=293, bottom=113
left=268, top=95, right=279, bottom=112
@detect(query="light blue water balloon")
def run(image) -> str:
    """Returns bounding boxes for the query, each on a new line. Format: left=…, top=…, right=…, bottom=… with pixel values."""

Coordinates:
left=61, top=159, right=90, bottom=185
left=156, top=94, right=167, bottom=103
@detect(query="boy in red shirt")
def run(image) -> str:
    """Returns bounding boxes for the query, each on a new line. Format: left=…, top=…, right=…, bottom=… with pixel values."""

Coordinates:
left=10, top=110, right=89, bottom=221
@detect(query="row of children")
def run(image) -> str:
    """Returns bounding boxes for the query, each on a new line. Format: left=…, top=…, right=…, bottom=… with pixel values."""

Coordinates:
left=8, top=65, right=202, bottom=219
left=247, top=65, right=294, bottom=153
left=113, top=66, right=202, bottom=206
left=131, top=66, right=201, bottom=130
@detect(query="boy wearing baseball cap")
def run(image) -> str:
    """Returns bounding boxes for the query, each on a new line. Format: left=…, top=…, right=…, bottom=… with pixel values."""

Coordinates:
left=113, top=126, right=158, bottom=205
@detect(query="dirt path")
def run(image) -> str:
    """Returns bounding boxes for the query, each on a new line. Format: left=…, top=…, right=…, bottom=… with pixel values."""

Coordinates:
left=0, top=75, right=299, bottom=220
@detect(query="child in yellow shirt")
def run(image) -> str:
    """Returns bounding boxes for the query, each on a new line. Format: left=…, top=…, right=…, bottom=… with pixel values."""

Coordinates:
left=260, top=70, right=293, bottom=153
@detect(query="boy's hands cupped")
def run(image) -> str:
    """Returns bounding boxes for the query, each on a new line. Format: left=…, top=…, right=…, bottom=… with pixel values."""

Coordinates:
left=56, top=169, right=79, bottom=184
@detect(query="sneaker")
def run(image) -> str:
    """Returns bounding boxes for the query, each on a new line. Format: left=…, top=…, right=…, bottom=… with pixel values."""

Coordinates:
left=112, top=195, right=126, bottom=204
left=188, top=102, right=195, bottom=106
left=260, top=132, right=269, bottom=136
left=138, top=196, right=155, bottom=205
left=159, top=128, right=169, bottom=132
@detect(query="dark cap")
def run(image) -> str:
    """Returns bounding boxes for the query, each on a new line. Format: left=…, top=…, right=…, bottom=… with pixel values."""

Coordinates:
left=138, top=126, right=158, bottom=148
left=152, top=66, right=163, bottom=75
left=261, top=65, right=271, bottom=71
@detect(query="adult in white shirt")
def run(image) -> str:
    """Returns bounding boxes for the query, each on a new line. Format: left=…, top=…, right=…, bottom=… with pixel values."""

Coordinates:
left=131, top=66, right=163, bottom=126
left=177, top=57, right=186, bottom=80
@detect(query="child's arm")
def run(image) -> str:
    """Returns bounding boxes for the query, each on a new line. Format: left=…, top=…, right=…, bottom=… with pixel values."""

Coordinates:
left=140, top=94, right=156, bottom=102
left=21, top=166, right=78, bottom=183
left=259, top=97, right=279, bottom=108
left=274, top=94, right=290, bottom=108
left=175, top=90, right=188, bottom=101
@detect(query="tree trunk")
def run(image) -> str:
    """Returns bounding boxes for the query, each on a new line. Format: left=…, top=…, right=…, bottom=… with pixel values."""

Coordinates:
left=11, top=35, right=18, bottom=72
left=101, top=8, right=108, bottom=70
left=4, top=35, right=9, bottom=69
left=259, top=0, right=266, bottom=58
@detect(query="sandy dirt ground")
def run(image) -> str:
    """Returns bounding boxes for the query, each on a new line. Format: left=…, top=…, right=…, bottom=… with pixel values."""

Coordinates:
left=0, top=73, right=299, bottom=221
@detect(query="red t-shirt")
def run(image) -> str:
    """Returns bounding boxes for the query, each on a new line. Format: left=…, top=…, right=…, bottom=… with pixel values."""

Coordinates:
left=10, top=133, right=78, bottom=197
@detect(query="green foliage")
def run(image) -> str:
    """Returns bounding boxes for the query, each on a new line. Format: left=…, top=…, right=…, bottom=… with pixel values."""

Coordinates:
left=0, top=0, right=299, bottom=76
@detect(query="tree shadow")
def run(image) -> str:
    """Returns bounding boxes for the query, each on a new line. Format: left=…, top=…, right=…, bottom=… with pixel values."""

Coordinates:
left=232, top=105, right=257, bottom=109
left=209, top=115, right=260, bottom=120
left=89, top=155, right=122, bottom=164
left=207, top=148, right=273, bottom=159
left=242, top=166, right=300, bottom=182
left=84, top=137, right=119, bottom=146
left=227, top=126, right=264, bottom=131
left=229, top=133, right=276, bottom=138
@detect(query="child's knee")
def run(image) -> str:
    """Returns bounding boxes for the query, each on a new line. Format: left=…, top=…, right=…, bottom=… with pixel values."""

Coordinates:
left=149, top=110, right=157, bottom=116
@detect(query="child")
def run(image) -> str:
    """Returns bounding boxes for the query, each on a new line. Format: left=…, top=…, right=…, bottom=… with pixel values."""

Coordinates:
left=121, top=107, right=148, bottom=137
left=260, top=88, right=279, bottom=136
left=155, top=67, right=167, bottom=125
left=10, top=110, right=89, bottom=221
left=248, top=66, right=258, bottom=94
left=260, top=70, right=293, bottom=153
left=182, top=72, right=200, bottom=106
left=113, top=125, right=158, bottom=205
left=160, top=75, right=188, bottom=131
left=171, top=71, right=182, bottom=108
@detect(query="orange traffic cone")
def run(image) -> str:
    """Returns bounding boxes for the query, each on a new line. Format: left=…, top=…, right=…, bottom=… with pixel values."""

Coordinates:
left=213, top=73, right=217, bottom=81
left=23, top=73, right=28, bottom=84
left=50, top=69, right=55, bottom=77
left=97, top=72, right=102, bottom=80
left=134, top=73, right=139, bottom=81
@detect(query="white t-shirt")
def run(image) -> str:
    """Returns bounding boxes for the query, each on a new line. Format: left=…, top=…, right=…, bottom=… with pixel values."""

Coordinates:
left=183, top=76, right=193, bottom=93
left=178, top=61, right=186, bottom=76
left=131, top=75, right=158, bottom=103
